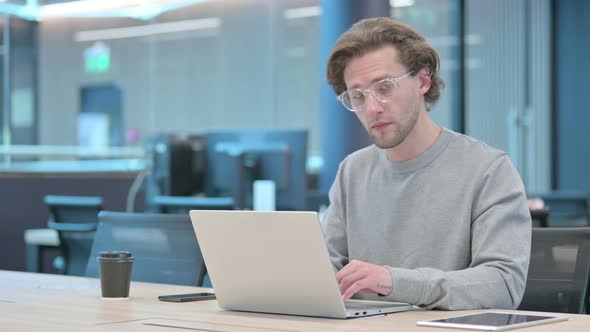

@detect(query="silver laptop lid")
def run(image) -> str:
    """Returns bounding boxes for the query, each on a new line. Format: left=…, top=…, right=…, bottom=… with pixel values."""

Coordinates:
left=189, top=210, right=348, bottom=318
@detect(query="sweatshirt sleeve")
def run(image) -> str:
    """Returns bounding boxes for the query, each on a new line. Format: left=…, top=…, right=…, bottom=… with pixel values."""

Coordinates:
left=381, top=155, right=532, bottom=310
left=320, top=163, right=349, bottom=271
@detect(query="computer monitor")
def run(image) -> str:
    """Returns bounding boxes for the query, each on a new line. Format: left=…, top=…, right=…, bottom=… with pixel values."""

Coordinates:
left=204, top=129, right=307, bottom=211
left=146, top=134, right=205, bottom=198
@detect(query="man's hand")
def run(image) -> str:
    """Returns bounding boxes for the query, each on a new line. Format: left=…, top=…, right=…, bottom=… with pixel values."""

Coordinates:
left=336, top=260, right=392, bottom=300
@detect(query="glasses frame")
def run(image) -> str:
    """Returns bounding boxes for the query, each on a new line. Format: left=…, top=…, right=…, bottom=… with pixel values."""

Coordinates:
left=336, top=72, right=414, bottom=112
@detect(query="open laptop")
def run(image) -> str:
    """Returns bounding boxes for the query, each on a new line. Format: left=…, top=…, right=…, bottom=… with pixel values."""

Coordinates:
left=189, top=210, right=413, bottom=319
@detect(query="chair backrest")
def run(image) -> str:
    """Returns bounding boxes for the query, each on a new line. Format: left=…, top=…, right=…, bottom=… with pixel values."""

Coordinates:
left=518, top=227, right=590, bottom=314
left=45, top=195, right=103, bottom=276
left=86, top=211, right=206, bottom=286
left=153, top=195, right=234, bottom=214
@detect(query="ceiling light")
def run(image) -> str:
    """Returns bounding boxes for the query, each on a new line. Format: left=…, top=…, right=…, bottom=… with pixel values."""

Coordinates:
left=74, top=17, right=221, bottom=42
left=390, top=0, right=415, bottom=8
left=283, top=6, right=321, bottom=20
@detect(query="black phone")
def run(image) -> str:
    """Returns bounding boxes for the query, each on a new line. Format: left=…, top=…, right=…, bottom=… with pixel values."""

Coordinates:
left=158, top=292, right=216, bottom=302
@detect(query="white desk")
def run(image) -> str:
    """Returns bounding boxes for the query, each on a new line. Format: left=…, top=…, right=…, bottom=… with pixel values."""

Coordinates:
left=1, top=270, right=588, bottom=331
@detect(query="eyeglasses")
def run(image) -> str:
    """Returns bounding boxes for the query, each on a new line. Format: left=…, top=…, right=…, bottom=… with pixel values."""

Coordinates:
left=336, top=72, right=413, bottom=112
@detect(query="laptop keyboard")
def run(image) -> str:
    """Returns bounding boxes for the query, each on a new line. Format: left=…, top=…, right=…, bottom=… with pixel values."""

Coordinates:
left=344, top=301, right=398, bottom=310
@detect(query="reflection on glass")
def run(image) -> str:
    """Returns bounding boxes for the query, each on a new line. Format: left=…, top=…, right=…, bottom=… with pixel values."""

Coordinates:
left=436, top=312, right=556, bottom=327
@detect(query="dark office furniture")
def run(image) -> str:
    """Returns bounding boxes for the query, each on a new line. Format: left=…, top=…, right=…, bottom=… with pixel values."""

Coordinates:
left=146, top=134, right=205, bottom=197
left=24, top=228, right=60, bottom=273
left=205, top=129, right=308, bottom=210
left=86, top=211, right=206, bottom=286
left=529, top=191, right=590, bottom=227
left=153, top=195, right=234, bottom=214
left=530, top=208, right=550, bottom=228
left=518, top=227, right=590, bottom=314
left=2, top=172, right=141, bottom=272
left=45, top=195, right=103, bottom=276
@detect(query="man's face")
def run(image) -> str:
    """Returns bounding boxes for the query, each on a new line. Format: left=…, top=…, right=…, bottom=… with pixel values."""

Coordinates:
left=343, top=45, right=422, bottom=150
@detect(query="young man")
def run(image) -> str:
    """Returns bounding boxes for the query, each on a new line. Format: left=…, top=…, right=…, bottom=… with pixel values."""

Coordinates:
left=322, top=17, right=531, bottom=310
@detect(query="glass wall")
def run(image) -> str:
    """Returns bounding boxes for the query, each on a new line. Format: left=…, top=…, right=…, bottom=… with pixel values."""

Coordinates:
left=34, top=0, right=321, bottom=153
left=0, top=15, right=38, bottom=148
left=0, top=0, right=557, bottom=193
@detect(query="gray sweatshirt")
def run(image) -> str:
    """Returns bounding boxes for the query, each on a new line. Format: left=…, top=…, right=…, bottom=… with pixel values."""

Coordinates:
left=321, top=128, right=531, bottom=310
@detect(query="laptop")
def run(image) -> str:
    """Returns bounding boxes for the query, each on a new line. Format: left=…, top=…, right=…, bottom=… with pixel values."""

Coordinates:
left=189, top=210, right=413, bottom=319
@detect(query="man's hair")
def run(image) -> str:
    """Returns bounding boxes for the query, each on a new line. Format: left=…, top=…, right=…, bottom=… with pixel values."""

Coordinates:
left=326, top=17, right=444, bottom=111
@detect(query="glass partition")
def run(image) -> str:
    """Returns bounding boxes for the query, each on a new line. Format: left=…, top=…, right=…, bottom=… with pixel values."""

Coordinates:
left=1, top=0, right=320, bottom=166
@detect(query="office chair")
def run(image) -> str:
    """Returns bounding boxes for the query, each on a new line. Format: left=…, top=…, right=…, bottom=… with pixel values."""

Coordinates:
left=153, top=195, right=234, bottom=214
left=45, top=195, right=103, bottom=276
left=518, top=227, right=590, bottom=314
left=86, top=211, right=207, bottom=286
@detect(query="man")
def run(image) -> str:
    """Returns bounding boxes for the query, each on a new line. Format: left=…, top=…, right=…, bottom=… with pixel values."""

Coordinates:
left=321, top=17, right=531, bottom=310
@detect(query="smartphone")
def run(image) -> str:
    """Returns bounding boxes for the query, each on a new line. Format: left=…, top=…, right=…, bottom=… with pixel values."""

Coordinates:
left=158, top=292, right=216, bottom=302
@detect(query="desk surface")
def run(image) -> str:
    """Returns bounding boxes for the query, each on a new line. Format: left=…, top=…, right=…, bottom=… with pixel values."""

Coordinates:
left=1, top=270, right=588, bottom=332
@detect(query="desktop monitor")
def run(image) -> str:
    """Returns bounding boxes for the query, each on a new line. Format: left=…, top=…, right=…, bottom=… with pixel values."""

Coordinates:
left=146, top=134, right=205, bottom=198
left=204, top=129, right=307, bottom=211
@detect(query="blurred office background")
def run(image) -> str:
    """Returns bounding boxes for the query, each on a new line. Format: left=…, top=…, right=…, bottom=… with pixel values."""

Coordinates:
left=0, top=0, right=588, bottom=276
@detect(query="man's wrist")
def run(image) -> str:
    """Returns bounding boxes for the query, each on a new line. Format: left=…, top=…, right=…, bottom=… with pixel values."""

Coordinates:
left=377, top=283, right=392, bottom=296
left=377, top=266, right=393, bottom=296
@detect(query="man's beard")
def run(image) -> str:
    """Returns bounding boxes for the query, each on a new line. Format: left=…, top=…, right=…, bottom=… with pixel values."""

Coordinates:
left=371, top=106, right=420, bottom=149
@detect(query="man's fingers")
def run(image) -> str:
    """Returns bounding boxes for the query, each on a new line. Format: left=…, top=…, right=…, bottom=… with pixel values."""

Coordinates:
left=338, top=270, right=365, bottom=294
left=337, top=261, right=393, bottom=299
left=342, top=278, right=371, bottom=300
left=335, top=260, right=361, bottom=283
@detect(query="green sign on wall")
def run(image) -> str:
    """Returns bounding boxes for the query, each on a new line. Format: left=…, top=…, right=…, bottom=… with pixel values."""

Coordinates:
left=84, top=41, right=110, bottom=74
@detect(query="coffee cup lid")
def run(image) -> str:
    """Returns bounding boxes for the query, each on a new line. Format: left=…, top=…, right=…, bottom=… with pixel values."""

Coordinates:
left=98, top=251, right=134, bottom=260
